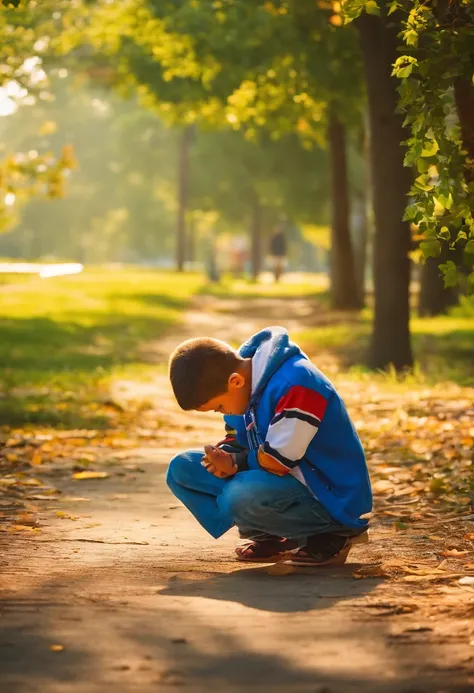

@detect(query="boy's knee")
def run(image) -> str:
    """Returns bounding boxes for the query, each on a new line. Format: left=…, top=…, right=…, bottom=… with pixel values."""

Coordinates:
left=166, top=451, right=196, bottom=489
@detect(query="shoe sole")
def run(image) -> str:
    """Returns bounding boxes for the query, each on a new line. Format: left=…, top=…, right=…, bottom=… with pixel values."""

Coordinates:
left=280, top=531, right=370, bottom=568
left=235, top=550, right=293, bottom=563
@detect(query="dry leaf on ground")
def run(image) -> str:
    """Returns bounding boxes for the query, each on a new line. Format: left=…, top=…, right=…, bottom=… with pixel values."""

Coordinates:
left=458, top=576, right=474, bottom=585
left=353, top=564, right=389, bottom=579
left=56, top=511, right=78, bottom=520
left=72, top=471, right=109, bottom=480
left=9, top=524, right=38, bottom=532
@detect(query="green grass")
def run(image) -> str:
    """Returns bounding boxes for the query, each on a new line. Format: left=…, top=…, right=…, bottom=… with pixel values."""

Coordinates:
left=0, top=268, right=204, bottom=428
left=200, top=272, right=329, bottom=300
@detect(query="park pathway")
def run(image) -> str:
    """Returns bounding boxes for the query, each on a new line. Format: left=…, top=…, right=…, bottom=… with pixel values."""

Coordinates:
left=1, top=293, right=474, bottom=693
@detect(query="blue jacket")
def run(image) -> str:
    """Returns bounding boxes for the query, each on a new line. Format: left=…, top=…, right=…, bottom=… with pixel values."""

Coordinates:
left=222, top=326, right=372, bottom=530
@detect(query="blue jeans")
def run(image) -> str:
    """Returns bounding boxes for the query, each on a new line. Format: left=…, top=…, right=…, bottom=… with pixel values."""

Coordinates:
left=166, top=449, right=347, bottom=543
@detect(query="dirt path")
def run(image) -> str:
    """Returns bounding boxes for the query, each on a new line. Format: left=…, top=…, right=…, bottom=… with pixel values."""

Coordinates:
left=1, top=296, right=474, bottom=692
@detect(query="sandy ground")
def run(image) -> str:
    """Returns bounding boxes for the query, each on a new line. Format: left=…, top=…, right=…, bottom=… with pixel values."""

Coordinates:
left=1, top=292, right=474, bottom=692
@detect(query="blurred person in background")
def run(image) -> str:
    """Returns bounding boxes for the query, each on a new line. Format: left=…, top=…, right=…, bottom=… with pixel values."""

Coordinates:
left=269, top=221, right=287, bottom=283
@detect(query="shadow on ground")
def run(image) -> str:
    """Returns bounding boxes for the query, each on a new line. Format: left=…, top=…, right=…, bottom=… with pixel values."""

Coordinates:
left=1, top=556, right=471, bottom=693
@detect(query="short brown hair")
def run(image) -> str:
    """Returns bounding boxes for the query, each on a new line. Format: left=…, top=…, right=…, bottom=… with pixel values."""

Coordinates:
left=169, top=337, right=242, bottom=410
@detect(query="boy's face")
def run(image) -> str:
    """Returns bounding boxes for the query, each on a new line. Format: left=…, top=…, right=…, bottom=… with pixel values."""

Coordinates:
left=198, top=371, right=250, bottom=416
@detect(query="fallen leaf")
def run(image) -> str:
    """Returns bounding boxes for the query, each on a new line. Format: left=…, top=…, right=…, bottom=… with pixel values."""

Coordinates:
left=9, top=525, right=38, bottom=532
left=21, top=478, right=43, bottom=487
left=16, top=513, right=38, bottom=527
left=59, top=496, right=90, bottom=503
left=441, top=549, right=469, bottom=557
left=31, top=450, right=42, bottom=466
left=458, top=577, right=474, bottom=586
left=50, top=644, right=64, bottom=652
left=56, top=511, right=78, bottom=520
left=403, top=572, right=474, bottom=582
left=31, top=494, right=59, bottom=501
left=372, top=479, right=393, bottom=495
left=353, top=564, right=389, bottom=579
left=464, top=534, right=474, bottom=541
left=72, top=471, right=108, bottom=480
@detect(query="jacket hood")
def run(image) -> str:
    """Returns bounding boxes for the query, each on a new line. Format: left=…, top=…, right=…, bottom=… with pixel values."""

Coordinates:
left=238, top=326, right=302, bottom=405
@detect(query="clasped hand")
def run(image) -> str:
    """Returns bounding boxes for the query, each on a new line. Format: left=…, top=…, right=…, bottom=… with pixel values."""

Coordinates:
left=201, top=445, right=237, bottom=478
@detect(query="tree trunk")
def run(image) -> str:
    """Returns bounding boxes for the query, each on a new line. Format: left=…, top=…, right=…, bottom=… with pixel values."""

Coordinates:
left=250, top=198, right=263, bottom=281
left=176, top=126, right=193, bottom=272
left=353, top=115, right=372, bottom=302
left=328, top=110, right=362, bottom=310
left=356, top=12, right=413, bottom=371
left=187, top=214, right=195, bottom=264
left=454, top=76, right=474, bottom=185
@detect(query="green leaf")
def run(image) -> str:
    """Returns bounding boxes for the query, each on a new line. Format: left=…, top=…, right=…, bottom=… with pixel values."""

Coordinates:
left=387, top=1, right=399, bottom=15
left=365, top=1, right=380, bottom=15
left=420, top=238, right=441, bottom=259
left=436, top=193, right=453, bottom=210
left=395, top=64, right=414, bottom=79
left=440, top=260, right=459, bottom=288
left=392, top=56, right=418, bottom=80
left=404, top=29, right=419, bottom=47
left=465, top=239, right=474, bottom=255
left=403, top=204, right=418, bottom=221
left=468, top=272, right=474, bottom=290
left=420, top=139, right=439, bottom=157
left=439, top=226, right=450, bottom=239
left=414, top=174, right=435, bottom=192
left=416, top=158, right=430, bottom=173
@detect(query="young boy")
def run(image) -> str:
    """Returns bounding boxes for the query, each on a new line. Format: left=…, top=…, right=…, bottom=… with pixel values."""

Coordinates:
left=167, top=326, right=372, bottom=566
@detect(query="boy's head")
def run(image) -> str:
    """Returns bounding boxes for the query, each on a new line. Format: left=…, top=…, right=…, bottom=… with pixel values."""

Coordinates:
left=169, top=337, right=252, bottom=415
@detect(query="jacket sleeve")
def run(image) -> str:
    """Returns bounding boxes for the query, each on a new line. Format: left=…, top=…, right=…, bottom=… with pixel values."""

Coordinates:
left=249, top=385, right=329, bottom=476
left=216, top=423, right=250, bottom=472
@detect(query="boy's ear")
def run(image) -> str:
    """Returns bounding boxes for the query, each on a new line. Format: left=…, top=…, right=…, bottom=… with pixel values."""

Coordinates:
left=228, top=372, right=245, bottom=389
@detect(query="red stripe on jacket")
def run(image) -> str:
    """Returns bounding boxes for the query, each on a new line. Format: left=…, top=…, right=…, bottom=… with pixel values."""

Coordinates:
left=275, top=386, right=327, bottom=422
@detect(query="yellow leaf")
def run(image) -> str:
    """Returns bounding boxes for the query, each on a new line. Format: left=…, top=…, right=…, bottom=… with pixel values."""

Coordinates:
left=55, top=511, right=78, bottom=520
left=440, top=549, right=470, bottom=557
left=50, top=644, right=64, bottom=652
left=72, top=471, right=109, bottom=480
left=31, top=450, right=43, bottom=466
left=329, top=14, right=343, bottom=26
